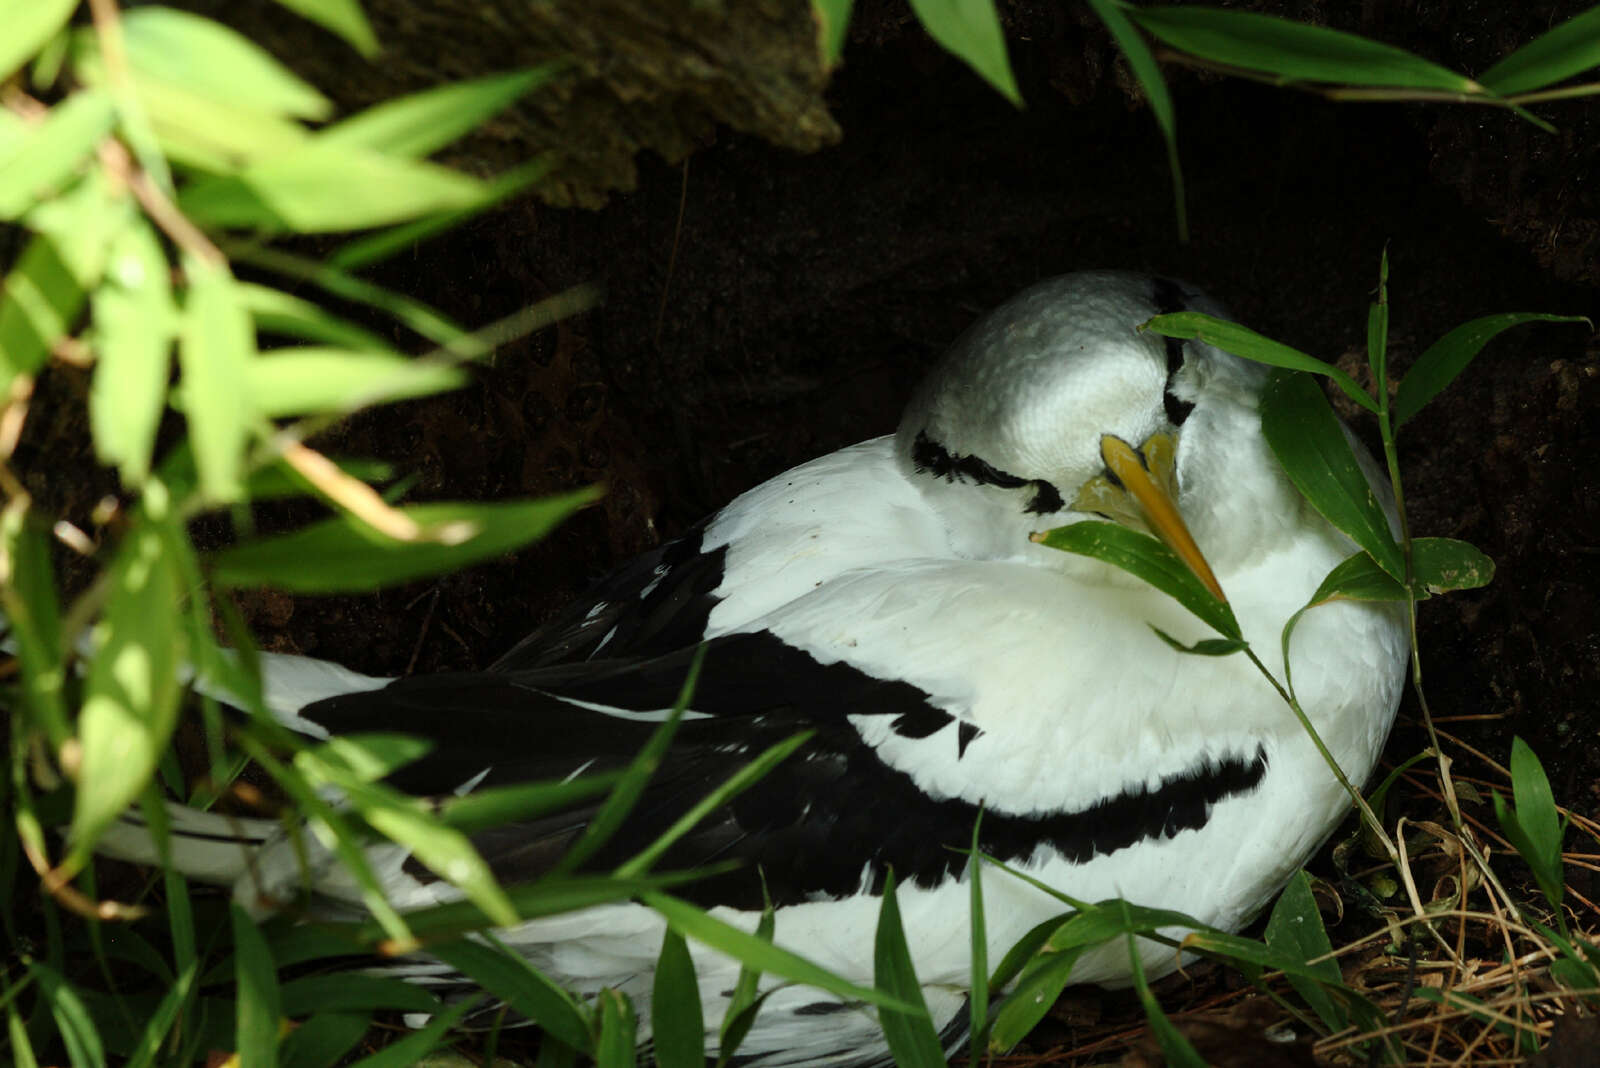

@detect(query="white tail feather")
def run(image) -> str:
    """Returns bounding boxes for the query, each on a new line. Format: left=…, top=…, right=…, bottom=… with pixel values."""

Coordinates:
left=95, top=805, right=281, bottom=885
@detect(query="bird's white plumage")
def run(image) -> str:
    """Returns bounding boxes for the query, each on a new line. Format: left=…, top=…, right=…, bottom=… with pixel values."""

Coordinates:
left=99, top=271, right=1408, bottom=1067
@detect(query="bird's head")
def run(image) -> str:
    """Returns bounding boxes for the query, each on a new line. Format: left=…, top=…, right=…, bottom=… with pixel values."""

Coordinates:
left=895, top=271, right=1270, bottom=581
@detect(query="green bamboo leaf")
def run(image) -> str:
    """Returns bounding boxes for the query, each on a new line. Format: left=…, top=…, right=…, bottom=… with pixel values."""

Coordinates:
left=68, top=488, right=186, bottom=867
left=1307, top=551, right=1409, bottom=606
left=1, top=167, right=132, bottom=383
left=90, top=219, right=175, bottom=487
left=1125, top=926, right=1205, bottom=1068
left=1035, top=520, right=1241, bottom=639
left=105, top=71, right=309, bottom=172
left=1410, top=537, right=1493, bottom=594
left=322, top=68, right=561, bottom=158
left=1367, top=249, right=1389, bottom=389
left=271, top=0, right=381, bottom=58
left=210, top=489, right=601, bottom=593
left=874, top=871, right=947, bottom=1068
left=1149, top=629, right=1247, bottom=657
left=717, top=895, right=775, bottom=1067
left=1393, top=312, right=1590, bottom=428
left=1507, top=737, right=1564, bottom=895
left=279, top=1012, right=369, bottom=1068
left=1144, top=311, right=1378, bottom=412
left=642, top=892, right=925, bottom=1016
left=1184, top=929, right=1375, bottom=997
left=178, top=259, right=255, bottom=503
left=179, top=145, right=489, bottom=233
left=0, top=90, right=116, bottom=219
left=437, top=772, right=619, bottom=835
left=278, top=973, right=441, bottom=1016
left=429, top=936, right=593, bottom=1054
left=1085, top=0, right=1186, bottom=239
left=905, top=0, right=1021, bottom=105
left=340, top=997, right=478, bottom=1068
left=123, top=963, right=198, bottom=1068
left=241, top=283, right=394, bottom=351
left=967, top=813, right=989, bottom=1051
left=987, top=946, right=1084, bottom=1052
left=653, top=929, right=707, bottom=1068
left=558, top=650, right=699, bottom=876
left=1480, top=7, right=1600, bottom=95
left=241, top=348, right=468, bottom=417
left=1263, top=871, right=1344, bottom=1031
left=1260, top=369, right=1403, bottom=578
left=6, top=1004, right=39, bottom=1068
left=597, top=989, right=637, bottom=1068
left=232, top=903, right=282, bottom=1068
left=295, top=750, right=519, bottom=927
left=1129, top=7, right=1477, bottom=91
left=30, top=962, right=107, bottom=1068
left=0, top=501, right=69, bottom=746
left=0, top=0, right=76, bottom=83
left=328, top=155, right=556, bottom=270
left=121, top=7, right=331, bottom=120
left=307, top=733, right=433, bottom=782
left=616, top=728, right=813, bottom=877
left=348, top=870, right=717, bottom=944
left=813, top=0, right=854, bottom=65
left=986, top=913, right=1070, bottom=993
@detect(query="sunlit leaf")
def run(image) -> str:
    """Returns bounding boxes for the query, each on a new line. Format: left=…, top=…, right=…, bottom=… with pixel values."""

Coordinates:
left=1410, top=537, right=1493, bottom=594
left=905, top=0, right=1021, bottom=105
left=0, top=0, right=76, bottom=83
left=179, top=145, right=489, bottom=233
left=242, top=348, right=468, bottom=417
left=296, top=749, right=518, bottom=926
left=306, top=733, right=433, bottom=782
left=90, top=219, right=175, bottom=486
left=987, top=946, right=1083, bottom=1052
left=1480, top=7, right=1600, bottom=95
left=271, top=0, right=381, bottom=58
left=68, top=487, right=186, bottom=866
left=322, top=67, right=561, bottom=158
left=0, top=90, right=116, bottom=219
left=241, top=283, right=394, bottom=351
left=813, top=0, right=854, bottom=65
left=328, top=155, right=556, bottom=270
left=1144, top=311, right=1377, bottom=412
left=1393, top=312, right=1590, bottom=428
left=1501, top=737, right=1565, bottom=909
left=1085, top=0, right=1186, bottom=239
left=178, top=258, right=255, bottom=503
left=654, top=929, right=707, bottom=1068
left=1264, top=871, right=1344, bottom=1031
left=0, top=501, right=68, bottom=745
left=1035, top=520, right=1241, bottom=639
left=1260, top=369, right=1403, bottom=578
left=121, top=7, right=332, bottom=120
left=232, top=903, right=281, bottom=1068
left=210, top=489, right=600, bottom=592
left=1129, top=7, right=1477, bottom=91
left=437, top=773, right=619, bottom=835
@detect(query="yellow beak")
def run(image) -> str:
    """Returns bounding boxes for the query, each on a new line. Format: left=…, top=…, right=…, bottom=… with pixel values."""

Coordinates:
left=1090, top=434, right=1227, bottom=603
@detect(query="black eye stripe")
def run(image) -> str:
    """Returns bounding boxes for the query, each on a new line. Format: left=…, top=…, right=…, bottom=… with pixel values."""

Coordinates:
left=912, top=431, right=1064, bottom=515
left=1152, top=277, right=1197, bottom=426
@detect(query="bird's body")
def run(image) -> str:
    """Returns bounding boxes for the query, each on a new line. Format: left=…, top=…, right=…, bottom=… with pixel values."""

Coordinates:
left=102, top=272, right=1407, bottom=1066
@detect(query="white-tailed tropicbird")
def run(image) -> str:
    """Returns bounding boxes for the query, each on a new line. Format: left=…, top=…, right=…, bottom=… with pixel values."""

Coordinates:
left=99, top=271, right=1408, bottom=1066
